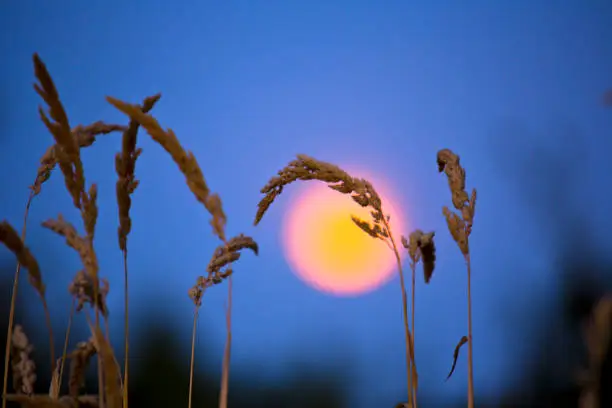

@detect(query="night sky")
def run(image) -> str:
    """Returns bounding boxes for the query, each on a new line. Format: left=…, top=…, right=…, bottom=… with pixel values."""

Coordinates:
left=1, top=1, right=611, bottom=407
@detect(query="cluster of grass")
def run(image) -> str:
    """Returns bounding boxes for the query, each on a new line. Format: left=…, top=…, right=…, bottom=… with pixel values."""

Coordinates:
left=1, top=54, right=610, bottom=408
left=0, top=54, right=257, bottom=408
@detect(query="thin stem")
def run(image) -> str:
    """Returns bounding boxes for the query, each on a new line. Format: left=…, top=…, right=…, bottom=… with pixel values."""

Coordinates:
left=410, top=260, right=417, bottom=371
left=2, top=192, right=34, bottom=408
left=218, top=276, right=233, bottom=408
left=122, top=249, right=129, bottom=408
left=57, top=299, right=76, bottom=394
left=465, top=254, right=475, bottom=408
left=188, top=306, right=200, bottom=408
left=384, top=218, right=417, bottom=408
left=92, top=271, right=104, bottom=408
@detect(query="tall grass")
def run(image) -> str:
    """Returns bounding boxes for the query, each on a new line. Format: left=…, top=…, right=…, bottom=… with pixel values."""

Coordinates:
left=0, top=54, right=257, bottom=408
left=4, top=52, right=609, bottom=408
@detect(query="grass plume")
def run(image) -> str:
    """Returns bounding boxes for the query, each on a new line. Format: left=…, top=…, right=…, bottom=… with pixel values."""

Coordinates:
left=254, top=154, right=418, bottom=406
left=437, top=148, right=477, bottom=408
left=400, top=228, right=437, bottom=403
left=114, top=92, right=161, bottom=408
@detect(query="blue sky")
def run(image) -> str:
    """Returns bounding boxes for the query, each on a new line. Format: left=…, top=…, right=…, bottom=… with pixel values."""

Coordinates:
left=1, top=1, right=611, bottom=406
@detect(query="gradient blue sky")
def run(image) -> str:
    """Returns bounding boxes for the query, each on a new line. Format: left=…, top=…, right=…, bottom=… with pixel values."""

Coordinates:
left=1, top=1, right=611, bottom=406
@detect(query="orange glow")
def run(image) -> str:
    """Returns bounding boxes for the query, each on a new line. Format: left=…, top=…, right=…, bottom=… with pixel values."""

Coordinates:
left=281, top=174, right=406, bottom=296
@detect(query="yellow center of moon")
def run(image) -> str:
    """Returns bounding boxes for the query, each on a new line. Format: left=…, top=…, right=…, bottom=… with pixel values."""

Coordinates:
left=281, top=178, right=405, bottom=296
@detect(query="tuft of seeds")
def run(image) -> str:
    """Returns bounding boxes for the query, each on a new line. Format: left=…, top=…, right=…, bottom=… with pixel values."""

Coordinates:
left=401, top=230, right=436, bottom=283
left=0, top=221, right=45, bottom=300
left=207, top=234, right=258, bottom=281
left=115, top=93, right=161, bottom=251
left=68, top=270, right=109, bottom=317
left=188, top=234, right=259, bottom=306
left=10, top=325, right=36, bottom=396
left=255, top=155, right=387, bottom=238
left=33, top=53, right=86, bottom=210
left=437, top=149, right=476, bottom=256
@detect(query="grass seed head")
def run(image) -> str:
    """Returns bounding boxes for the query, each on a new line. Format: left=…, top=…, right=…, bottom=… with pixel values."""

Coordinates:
left=69, top=270, right=109, bottom=317
left=31, top=121, right=126, bottom=197
left=11, top=325, right=36, bottom=395
left=401, top=230, right=437, bottom=283
left=437, top=149, right=477, bottom=256
left=207, top=234, right=258, bottom=283
left=33, top=54, right=86, bottom=210
left=255, top=154, right=390, bottom=241
left=115, top=93, right=161, bottom=251
left=42, top=216, right=101, bottom=303
left=0, top=221, right=45, bottom=299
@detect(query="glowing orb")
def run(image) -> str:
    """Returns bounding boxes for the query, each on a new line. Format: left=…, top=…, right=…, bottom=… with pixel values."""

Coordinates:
left=281, top=174, right=405, bottom=296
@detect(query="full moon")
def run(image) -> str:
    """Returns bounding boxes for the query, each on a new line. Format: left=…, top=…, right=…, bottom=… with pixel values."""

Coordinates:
left=281, top=175, right=405, bottom=296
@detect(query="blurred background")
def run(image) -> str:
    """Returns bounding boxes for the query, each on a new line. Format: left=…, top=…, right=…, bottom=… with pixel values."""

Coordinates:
left=1, top=1, right=611, bottom=407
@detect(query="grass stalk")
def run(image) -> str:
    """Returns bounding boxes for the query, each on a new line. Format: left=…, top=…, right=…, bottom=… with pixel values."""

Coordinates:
left=2, top=192, right=34, bottom=408
left=188, top=306, right=200, bottom=408
left=219, top=276, right=233, bottom=408
left=384, top=218, right=417, bottom=408
left=122, top=250, right=129, bottom=408
left=465, top=254, right=474, bottom=408
left=57, top=299, right=76, bottom=394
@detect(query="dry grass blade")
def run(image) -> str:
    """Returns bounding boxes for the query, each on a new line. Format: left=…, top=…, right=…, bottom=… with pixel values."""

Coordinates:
left=0, top=221, right=45, bottom=298
left=106, top=96, right=227, bottom=241
left=446, top=336, right=468, bottom=380
left=49, top=358, right=61, bottom=399
left=32, top=53, right=85, bottom=209
left=89, top=325, right=121, bottom=408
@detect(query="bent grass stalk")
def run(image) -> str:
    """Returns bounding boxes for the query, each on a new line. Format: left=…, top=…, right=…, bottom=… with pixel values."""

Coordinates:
left=253, top=154, right=418, bottom=405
